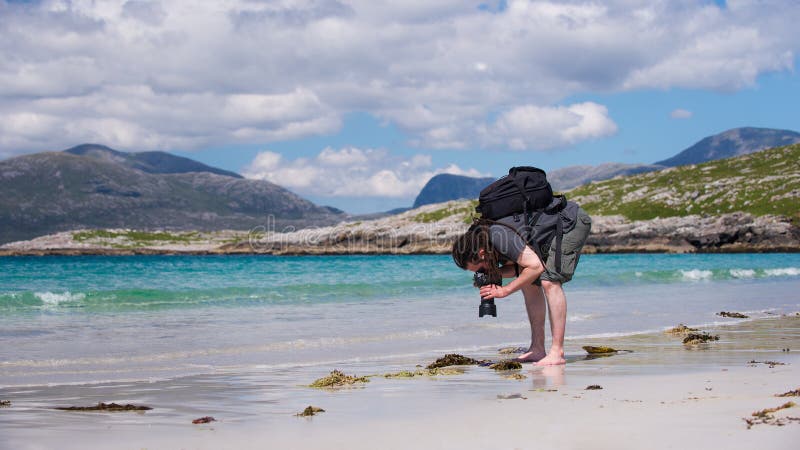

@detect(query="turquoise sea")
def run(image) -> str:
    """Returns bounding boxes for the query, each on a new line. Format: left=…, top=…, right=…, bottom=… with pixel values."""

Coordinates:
left=1, top=253, right=800, bottom=387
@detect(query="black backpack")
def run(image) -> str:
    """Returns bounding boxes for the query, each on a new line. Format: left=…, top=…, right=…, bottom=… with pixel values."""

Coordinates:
left=476, top=166, right=570, bottom=273
left=476, top=167, right=553, bottom=220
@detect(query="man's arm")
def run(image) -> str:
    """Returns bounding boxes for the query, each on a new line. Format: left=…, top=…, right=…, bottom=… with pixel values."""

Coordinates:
left=481, top=246, right=544, bottom=299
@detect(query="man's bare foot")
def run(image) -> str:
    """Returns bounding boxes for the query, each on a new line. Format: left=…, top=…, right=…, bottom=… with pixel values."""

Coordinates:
left=534, top=351, right=566, bottom=366
left=513, top=350, right=545, bottom=363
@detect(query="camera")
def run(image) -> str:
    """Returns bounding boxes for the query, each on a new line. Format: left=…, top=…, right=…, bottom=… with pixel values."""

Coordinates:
left=473, top=269, right=501, bottom=318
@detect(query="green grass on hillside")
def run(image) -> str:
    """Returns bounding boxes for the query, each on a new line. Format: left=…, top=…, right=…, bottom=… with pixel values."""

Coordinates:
left=413, top=200, right=478, bottom=224
left=568, top=143, right=800, bottom=221
left=73, top=230, right=199, bottom=245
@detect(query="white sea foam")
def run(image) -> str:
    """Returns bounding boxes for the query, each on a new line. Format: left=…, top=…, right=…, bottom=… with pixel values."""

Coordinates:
left=729, top=269, right=756, bottom=278
left=680, top=269, right=713, bottom=281
left=566, top=329, right=666, bottom=340
left=34, top=291, right=86, bottom=306
left=764, top=267, right=800, bottom=277
left=568, top=313, right=596, bottom=323
left=474, top=321, right=530, bottom=330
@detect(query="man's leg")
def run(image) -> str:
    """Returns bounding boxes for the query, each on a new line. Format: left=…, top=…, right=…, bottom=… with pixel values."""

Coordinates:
left=516, top=283, right=546, bottom=362
left=536, top=280, right=567, bottom=366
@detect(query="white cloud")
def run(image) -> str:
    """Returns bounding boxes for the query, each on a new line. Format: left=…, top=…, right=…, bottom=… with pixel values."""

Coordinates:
left=0, top=85, right=340, bottom=151
left=0, top=0, right=798, bottom=154
left=480, top=102, right=618, bottom=151
left=670, top=108, right=693, bottom=119
left=317, top=147, right=369, bottom=166
left=242, top=147, right=485, bottom=198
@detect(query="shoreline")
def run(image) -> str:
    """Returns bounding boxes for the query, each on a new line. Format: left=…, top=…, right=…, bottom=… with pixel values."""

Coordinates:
left=1, top=245, right=799, bottom=256
left=1, top=203, right=798, bottom=256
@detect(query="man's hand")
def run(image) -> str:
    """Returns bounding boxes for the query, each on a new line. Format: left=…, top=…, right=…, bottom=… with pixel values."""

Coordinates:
left=480, top=284, right=507, bottom=300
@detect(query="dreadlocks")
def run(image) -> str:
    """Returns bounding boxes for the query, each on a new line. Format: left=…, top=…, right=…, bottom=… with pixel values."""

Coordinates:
left=451, top=219, right=502, bottom=283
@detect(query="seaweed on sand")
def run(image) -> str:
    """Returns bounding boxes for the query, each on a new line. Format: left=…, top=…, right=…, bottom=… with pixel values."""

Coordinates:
left=744, top=402, right=797, bottom=429
left=429, top=367, right=464, bottom=376
left=310, top=370, right=369, bottom=388
left=665, top=324, right=699, bottom=336
left=504, top=373, right=527, bottom=380
left=383, top=370, right=420, bottom=379
left=718, top=311, right=749, bottom=319
left=55, top=402, right=152, bottom=412
left=753, top=402, right=797, bottom=417
left=683, top=333, right=719, bottom=345
left=777, top=388, right=800, bottom=397
left=0, top=400, right=10, bottom=407
left=426, top=354, right=485, bottom=369
left=382, top=367, right=464, bottom=378
left=296, top=406, right=325, bottom=417
left=582, top=346, right=618, bottom=354
left=489, top=360, right=523, bottom=371
left=498, top=347, right=526, bottom=354
left=497, top=393, right=527, bottom=400
left=192, top=416, right=216, bottom=424
left=585, top=385, right=603, bottom=390
left=749, top=360, right=786, bottom=368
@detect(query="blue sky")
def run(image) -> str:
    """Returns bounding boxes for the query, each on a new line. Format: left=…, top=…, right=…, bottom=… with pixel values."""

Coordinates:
left=1, top=0, right=799, bottom=214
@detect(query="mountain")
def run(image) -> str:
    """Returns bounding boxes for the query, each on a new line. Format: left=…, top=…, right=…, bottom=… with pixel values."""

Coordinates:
left=411, top=164, right=662, bottom=205
left=569, top=143, right=800, bottom=221
left=548, top=163, right=664, bottom=191
left=655, top=127, right=800, bottom=167
left=412, top=173, right=494, bottom=208
left=5, top=145, right=799, bottom=254
left=0, top=146, right=345, bottom=244
left=225, top=140, right=800, bottom=253
left=65, top=144, right=243, bottom=178
left=410, top=127, right=800, bottom=205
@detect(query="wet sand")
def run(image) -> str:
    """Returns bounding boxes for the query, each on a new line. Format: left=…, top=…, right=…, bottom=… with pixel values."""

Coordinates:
left=2, top=315, right=799, bottom=450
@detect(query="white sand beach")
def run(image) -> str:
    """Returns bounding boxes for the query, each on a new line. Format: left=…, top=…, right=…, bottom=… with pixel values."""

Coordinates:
left=2, top=314, right=799, bottom=450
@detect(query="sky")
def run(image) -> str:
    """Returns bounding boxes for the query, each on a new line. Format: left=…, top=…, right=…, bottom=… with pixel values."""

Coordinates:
left=1, top=0, right=799, bottom=214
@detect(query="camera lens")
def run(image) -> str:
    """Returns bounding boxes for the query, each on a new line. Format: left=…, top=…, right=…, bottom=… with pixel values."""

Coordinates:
left=479, top=299, right=497, bottom=317
left=474, top=269, right=500, bottom=318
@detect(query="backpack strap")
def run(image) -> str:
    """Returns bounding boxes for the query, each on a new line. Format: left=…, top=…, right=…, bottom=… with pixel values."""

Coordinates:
left=523, top=195, right=568, bottom=275
left=554, top=211, right=563, bottom=274
left=521, top=211, right=543, bottom=262
left=550, top=195, right=567, bottom=274
left=510, top=172, right=532, bottom=207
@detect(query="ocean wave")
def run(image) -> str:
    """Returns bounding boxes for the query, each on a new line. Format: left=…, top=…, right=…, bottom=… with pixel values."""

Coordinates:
left=729, top=269, right=756, bottom=278
left=567, top=329, right=666, bottom=340
left=567, top=313, right=598, bottom=323
left=2, top=261, right=798, bottom=313
left=473, top=321, right=530, bottom=330
left=581, top=265, right=800, bottom=286
left=35, top=291, right=86, bottom=306
left=680, top=269, right=713, bottom=281
left=764, top=267, right=800, bottom=277
left=0, top=282, right=456, bottom=312
left=473, top=313, right=597, bottom=330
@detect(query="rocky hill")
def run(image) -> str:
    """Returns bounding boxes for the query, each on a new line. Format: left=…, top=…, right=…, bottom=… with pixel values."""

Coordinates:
left=548, top=163, right=664, bottom=191
left=0, top=148, right=345, bottom=244
left=413, top=174, right=494, bottom=208
left=569, top=143, right=800, bottom=221
left=411, top=127, right=800, bottom=205
left=655, top=127, right=800, bottom=167
left=65, top=144, right=244, bottom=178
left=3, top=202, right=795, bottom=256
left=412, top=165, right=665, bottom=204
left=3, top=140, right=799, bottom=254
left=232, top=143, right=800, bottom=255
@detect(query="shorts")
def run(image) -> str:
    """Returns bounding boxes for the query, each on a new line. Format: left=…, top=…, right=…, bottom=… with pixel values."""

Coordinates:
left=539, top=208, right=591, bottom=284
